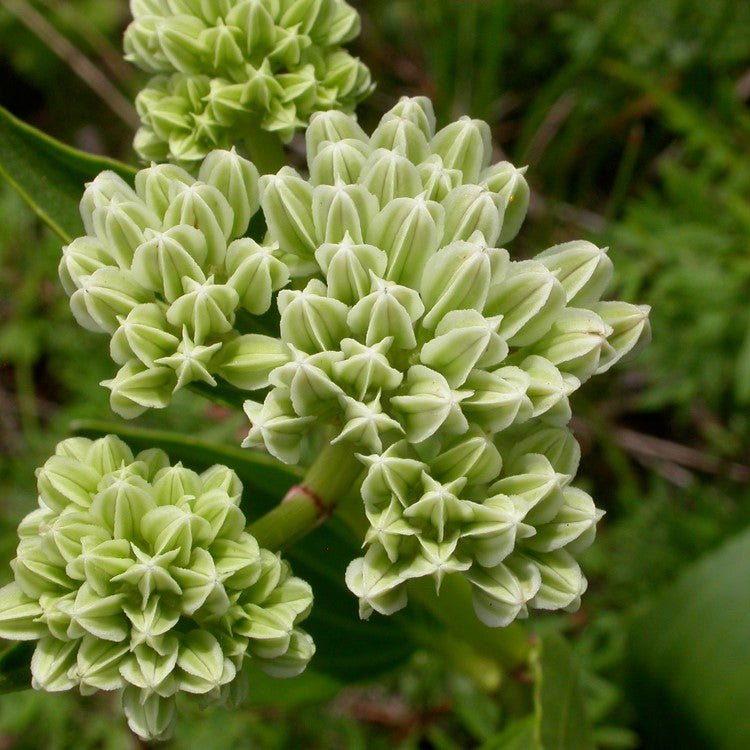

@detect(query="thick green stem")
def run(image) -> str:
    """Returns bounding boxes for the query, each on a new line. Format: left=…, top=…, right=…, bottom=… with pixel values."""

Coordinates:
left=244, top=121, right=287, bottom=175
left=248, top=441, right=363, bottom=550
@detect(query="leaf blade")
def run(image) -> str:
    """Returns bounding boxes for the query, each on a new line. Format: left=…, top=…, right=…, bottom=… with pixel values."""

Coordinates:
left=627, top=527, right=750, bottom=750
left=0, top=105, right=136, bottom=242
left=532, top=632, right=596, bottom=750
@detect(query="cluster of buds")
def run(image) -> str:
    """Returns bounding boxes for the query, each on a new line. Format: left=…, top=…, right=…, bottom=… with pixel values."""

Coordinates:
left=58, top=96, right=649, bottom=629
left=237, top=97, right=650, bottom=624
left=0, top=436, right=314, bottom=741
left=125, top=0, right=372, bottom=163
left=59, top=149, right=290, bottom=418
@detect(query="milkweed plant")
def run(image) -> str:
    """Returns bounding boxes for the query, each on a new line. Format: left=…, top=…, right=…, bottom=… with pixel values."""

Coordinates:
left=0, top=0, right=649, bottom=741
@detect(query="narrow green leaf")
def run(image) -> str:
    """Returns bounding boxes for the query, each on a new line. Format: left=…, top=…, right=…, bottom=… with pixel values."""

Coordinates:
left=479, top=717, right=535, bottom=750
left=532, top=632, right=595, bottom=750
left=628, top=527, right=750, bottom=750
left=0, top=105, right=136, bottom=242
left=0, top=641, right=33, bottom=694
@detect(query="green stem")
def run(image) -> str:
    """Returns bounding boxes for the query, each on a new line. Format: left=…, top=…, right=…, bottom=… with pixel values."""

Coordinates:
left=244, top=121, right=287, bottom=175
left=248, top=441, right=363, bottom=550
left=409, top=574, right=532, bottom=672
left=406, top=623, right=504, bottom=692
left=14, top=361, right=39, bottom=443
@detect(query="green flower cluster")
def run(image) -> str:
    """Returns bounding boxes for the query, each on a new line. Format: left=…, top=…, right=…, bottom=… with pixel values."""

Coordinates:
left=59, top=149, right=290, bottom=418
left=124, top=0, right=372, bottom=163
left=56, top=96, right=648, bottom=628
left=238, top=97, right=650, bottom=625
left=0, top=435, right=314, bottom=741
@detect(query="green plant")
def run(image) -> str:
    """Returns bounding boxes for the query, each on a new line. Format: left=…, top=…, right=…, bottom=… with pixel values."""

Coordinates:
left=0, top=0, right=654, bottom=745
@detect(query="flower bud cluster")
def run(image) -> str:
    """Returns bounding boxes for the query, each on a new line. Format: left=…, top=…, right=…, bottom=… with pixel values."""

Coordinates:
left=124, top=0, right=372, bottom=163
left=0, top=435, right=314, bottom=741
left=240, top=97, right=650, bottom=625
left=59, top=149, right=291, bottom=418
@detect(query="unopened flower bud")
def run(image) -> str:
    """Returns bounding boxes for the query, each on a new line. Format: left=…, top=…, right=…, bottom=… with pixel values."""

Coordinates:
left=420, top=238, right=492, bottom=329
left=315, top=233, right=387, bottom=305
left=278, top=280, right=349, bottom=352
left=442, top=185, right=502, bottom=245
left=215, top=334, right=291, bottom=390
left=536, top=240, right=613, bottom=306
left=485, top=260, right=566, bottom=346
left=70, top=268, right=152, bottom=334
left=261, top=168, right=317, bottom=259
left=359, top=149, right=422, bottom=206
left=480, top=162, right=530, bottom=246
left=367, top=196, right=444, bottom=288
left=198, top=148, right=260, bottom=236
left=531, top=307, right=614, bottom=383
left=110, top=303, right=179, bottom=367
left=312, top=183, right=377, bottom=243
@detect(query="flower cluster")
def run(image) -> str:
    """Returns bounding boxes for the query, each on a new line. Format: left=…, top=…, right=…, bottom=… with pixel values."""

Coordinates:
left=57, top=95, right=649, bottom=629
left=238, top=97, right=650, bottom=625
left=0, top=435, right=314, bottom=741
left=124, top=0, right=372, bottom=163
left=59, top=149, right=290, bottom=418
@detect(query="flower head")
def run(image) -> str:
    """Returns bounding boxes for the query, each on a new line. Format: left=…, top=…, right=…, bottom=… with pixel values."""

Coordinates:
left=124, top=0, right=372, bottom=163
left=60, top=149, right=290, bottom=418
left=240, top=97, right=650, bottom=625
left=0, top=435, right=314, bottom=740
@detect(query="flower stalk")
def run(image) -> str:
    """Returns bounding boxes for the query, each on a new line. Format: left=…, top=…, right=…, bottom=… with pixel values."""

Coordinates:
left=248, top=441, right=364, bottom=550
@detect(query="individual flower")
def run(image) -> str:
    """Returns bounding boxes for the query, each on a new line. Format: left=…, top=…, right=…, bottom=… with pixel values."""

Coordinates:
left=0, top=435, right=314, bottom=741
left=124, top=0, right=373, bottom=163
left=238, top=97, right=650, bottom=626
left=59, top=149, right=291, bottom=418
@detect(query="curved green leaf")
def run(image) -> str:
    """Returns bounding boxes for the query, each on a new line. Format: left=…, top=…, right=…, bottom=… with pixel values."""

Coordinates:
left=628, top=527, right=750, bottom=750
left=0, top=105, right=136, bottom=242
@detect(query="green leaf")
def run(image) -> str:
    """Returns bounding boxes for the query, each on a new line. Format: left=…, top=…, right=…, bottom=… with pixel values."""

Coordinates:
left=628, top=527, right=750, bottom=750
left=0, top=105, right=136, bottom=242
left=531, top=632, right=596, bottom=750
left=480, top=717, right=535, bottom=750
left=0, top=641, right=33, bottom=694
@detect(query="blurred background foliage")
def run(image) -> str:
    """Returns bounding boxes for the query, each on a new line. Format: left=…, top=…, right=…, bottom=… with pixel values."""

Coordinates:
left=1, top=0, right=749, bottom=747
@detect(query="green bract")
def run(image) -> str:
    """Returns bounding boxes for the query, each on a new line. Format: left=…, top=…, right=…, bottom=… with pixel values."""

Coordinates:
left=124, top=0, right=372, bottom=163
left=0, top=435, right=314, bottom=741
left=60, top=149, right=291, bottom=417
left=239, top=97, right=650, bottom=625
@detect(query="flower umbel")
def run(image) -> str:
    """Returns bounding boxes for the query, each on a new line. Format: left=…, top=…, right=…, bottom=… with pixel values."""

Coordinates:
left=239, top=97, right=650, bottom=626
left=124, top=0, right=373, bottom=163
left=60, top=149, right=289, bottom=418
left=0, top=435, right=314, bottom=741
